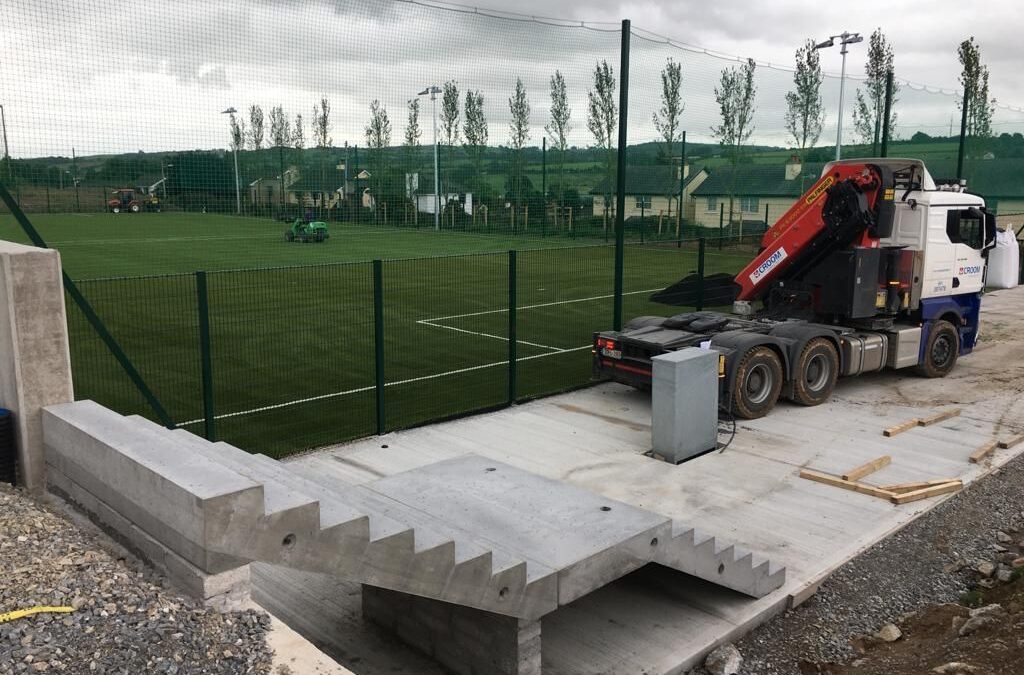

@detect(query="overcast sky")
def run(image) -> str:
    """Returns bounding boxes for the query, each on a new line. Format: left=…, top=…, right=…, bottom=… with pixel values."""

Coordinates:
left=2, top=0, right=1021, bottom=159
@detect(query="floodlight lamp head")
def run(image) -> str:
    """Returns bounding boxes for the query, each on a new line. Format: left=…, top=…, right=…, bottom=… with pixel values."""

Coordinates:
left=221, top=107, right=237, bottom=114
left=845, top=34, right=864, bottom=44
left=814, top=38, right=835, bottom=50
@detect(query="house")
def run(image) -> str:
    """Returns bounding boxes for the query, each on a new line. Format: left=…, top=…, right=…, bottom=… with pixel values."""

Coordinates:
left=248, top=167, right=299, bottom=209
left=410, top=169, right=473, bottom=216
left=690, top=157, right=823, bottom=228
left=284, top=177, right=343, bottom=210
left=589, top=165, right=707, bottom=219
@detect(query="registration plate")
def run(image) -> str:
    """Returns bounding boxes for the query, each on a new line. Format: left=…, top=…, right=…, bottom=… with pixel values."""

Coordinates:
left=601, top=348, right=622, bottom=359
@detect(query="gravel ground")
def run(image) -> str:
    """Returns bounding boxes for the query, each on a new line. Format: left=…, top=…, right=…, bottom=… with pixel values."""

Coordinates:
left=692, top=450, right=1024, bottom=675
left=0, top=483, right=274, bottom=674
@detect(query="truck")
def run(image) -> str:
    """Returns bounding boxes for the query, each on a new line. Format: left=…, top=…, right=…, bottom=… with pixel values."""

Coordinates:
left=592, top=159, right=997, bottom=419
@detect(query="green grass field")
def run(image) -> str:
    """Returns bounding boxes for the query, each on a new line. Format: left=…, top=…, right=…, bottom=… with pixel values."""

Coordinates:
left=0, top=212, right=612, bottom=279
left=4, top=211, right=755, bottom=457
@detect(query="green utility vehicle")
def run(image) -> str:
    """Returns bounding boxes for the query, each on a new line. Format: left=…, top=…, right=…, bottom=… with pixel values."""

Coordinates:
left=285, top=218, right=329, bottom=243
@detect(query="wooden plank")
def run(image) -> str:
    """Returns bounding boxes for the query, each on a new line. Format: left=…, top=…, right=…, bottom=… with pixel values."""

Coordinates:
left=841, top=455, right=891, bottom=482
left=798, top=469, right=896, bottom=500
left=878, top=479, right=960, bottom=493
left=998, top=434, right=1024, bottom=450
left=889, top=480, right=963, bottom=505
left=969, top=441, right=999, bottom=464
left=917, top=409, right=962, bottom=427
left=883, top=419, right=920, bottom=437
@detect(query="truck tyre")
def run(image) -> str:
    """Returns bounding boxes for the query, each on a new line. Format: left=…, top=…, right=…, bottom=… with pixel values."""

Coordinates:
left=917, top=320, right=959, bottom=378
left=731, top=346, right=783, bottom=419
left=790, top=338, right=839, bottom=406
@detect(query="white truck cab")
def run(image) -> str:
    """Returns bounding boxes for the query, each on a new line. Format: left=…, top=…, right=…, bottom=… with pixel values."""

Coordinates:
left=825, top=158, right=995, bottom=301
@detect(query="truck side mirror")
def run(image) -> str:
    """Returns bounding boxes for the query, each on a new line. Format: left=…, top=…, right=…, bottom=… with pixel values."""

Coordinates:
left=983, top=210, right=997, bottom=254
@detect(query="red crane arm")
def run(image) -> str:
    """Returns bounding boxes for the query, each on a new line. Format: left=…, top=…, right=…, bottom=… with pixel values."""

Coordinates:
left=734, top=164, right=883, bottom=301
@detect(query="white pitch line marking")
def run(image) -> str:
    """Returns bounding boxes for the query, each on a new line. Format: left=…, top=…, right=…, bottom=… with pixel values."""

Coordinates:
left=417, top=320, right=564, bottom=352
left=420, top=286, right=664, bottom=323
left=176, top=345, right=592, bottom=426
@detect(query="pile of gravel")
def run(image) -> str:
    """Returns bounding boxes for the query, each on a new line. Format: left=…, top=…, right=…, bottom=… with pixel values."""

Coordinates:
left=0, top=483, right=274, bottom=674
left=692, top=450, right=1024, bottom=675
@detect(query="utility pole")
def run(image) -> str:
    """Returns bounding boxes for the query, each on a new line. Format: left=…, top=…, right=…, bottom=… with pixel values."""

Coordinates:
left=815, top=32, right=864, bottom=161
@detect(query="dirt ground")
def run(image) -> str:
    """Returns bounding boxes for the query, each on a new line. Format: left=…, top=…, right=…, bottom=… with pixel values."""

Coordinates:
left=805, top=570, right=1024, bottom=675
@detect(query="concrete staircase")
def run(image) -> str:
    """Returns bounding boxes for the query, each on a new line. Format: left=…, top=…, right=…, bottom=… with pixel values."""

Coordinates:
left=42, top=401, right=785, bottom=621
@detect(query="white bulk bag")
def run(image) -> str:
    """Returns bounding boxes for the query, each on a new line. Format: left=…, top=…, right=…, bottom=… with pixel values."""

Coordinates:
left=987, top=228, right=1020, bottom=289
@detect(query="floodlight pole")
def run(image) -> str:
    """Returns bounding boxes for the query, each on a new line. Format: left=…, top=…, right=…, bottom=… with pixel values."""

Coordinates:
left=815, top=32, right=863, bottom=161
left=221, top=107, right=242, bottom=214
left=418, top=86, right=441, bottom=231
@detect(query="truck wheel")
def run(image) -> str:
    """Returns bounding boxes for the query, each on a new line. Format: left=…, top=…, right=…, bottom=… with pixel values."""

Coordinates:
left=790, top=338, right=839, bottom=406
left=731, top=346, right=783, bottom=419
left=917, top=320, right=959, bottom=378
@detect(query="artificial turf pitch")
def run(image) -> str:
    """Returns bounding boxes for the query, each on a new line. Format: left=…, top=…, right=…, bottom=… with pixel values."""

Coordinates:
left=1, top=212, right=754, bottom=457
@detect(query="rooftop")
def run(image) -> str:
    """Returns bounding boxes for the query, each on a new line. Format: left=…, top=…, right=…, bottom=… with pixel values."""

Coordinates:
left=589, top=165, right=705, bottom=196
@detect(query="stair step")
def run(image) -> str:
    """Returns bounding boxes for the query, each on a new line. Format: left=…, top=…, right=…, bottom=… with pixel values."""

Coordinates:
left=241, top=451, right=410, bottom=542
left=285, top=460, right=504, bottom=566
left=127, top=417, right=320, bottom=519
left=656, top=520, right=786, bottom=598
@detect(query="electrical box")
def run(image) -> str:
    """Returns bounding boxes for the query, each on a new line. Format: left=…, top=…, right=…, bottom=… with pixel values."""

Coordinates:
left=651, top=348, right=719, bottom=464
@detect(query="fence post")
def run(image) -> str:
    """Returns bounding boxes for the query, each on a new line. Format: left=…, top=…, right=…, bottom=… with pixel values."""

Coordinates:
left=957, top=81, right=970, bottom=181
left=696, top=238, right=706, bottom=312
left=881, top=70, right=894, bottom=158
left=541, top=138, right=547, bottom=238
left=373, top=259, right=385, bottom=434
left=195, top=271, right=216, bottom=441
left=677, top=130, right=686, bottom=241
left=764, top=203, right=769, bottom=229
left=507, top=250, right=517, bottom=405
left=612, top=18, right=631, bottom=332
left=718, top=203, right=724, bottom=251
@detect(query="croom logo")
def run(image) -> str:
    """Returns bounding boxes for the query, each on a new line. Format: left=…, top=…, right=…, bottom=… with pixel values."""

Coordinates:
left=958, top=265, right=982, bottom=275
left=749, top=247, right=788, bottom=285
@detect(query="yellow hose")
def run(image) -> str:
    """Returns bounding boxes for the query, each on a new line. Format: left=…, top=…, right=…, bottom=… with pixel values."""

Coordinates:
left=0, top=606, right=74, bottom=623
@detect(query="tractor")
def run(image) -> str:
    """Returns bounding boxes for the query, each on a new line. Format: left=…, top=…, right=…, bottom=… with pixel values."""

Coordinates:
left=285, top=218, right=329, bottom=243
left=107, top=188, right=160, bottom=213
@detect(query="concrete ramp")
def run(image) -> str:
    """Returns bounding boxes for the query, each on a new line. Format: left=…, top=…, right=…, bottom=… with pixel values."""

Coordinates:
left=42, top=400, right=784, bottom=622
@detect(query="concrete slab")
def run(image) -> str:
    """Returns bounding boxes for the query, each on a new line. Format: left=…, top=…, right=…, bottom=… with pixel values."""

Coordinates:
left=260, top=286, right=1024, bottom=674
left=366, top=454, right=670, bottom=606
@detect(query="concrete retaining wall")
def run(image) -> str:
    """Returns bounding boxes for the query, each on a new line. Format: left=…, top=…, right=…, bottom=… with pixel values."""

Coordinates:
left=0, top=241, right=73, bottom=492
left=362, top=585, right=541, bottom=675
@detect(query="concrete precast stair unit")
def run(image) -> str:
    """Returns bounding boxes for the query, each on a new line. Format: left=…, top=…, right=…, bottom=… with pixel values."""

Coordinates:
left=42, top=400, right=785, bottom=671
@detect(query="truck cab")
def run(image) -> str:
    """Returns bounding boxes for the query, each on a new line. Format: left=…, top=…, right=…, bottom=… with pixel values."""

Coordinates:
left=593, top=159, right=997, bottom=420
